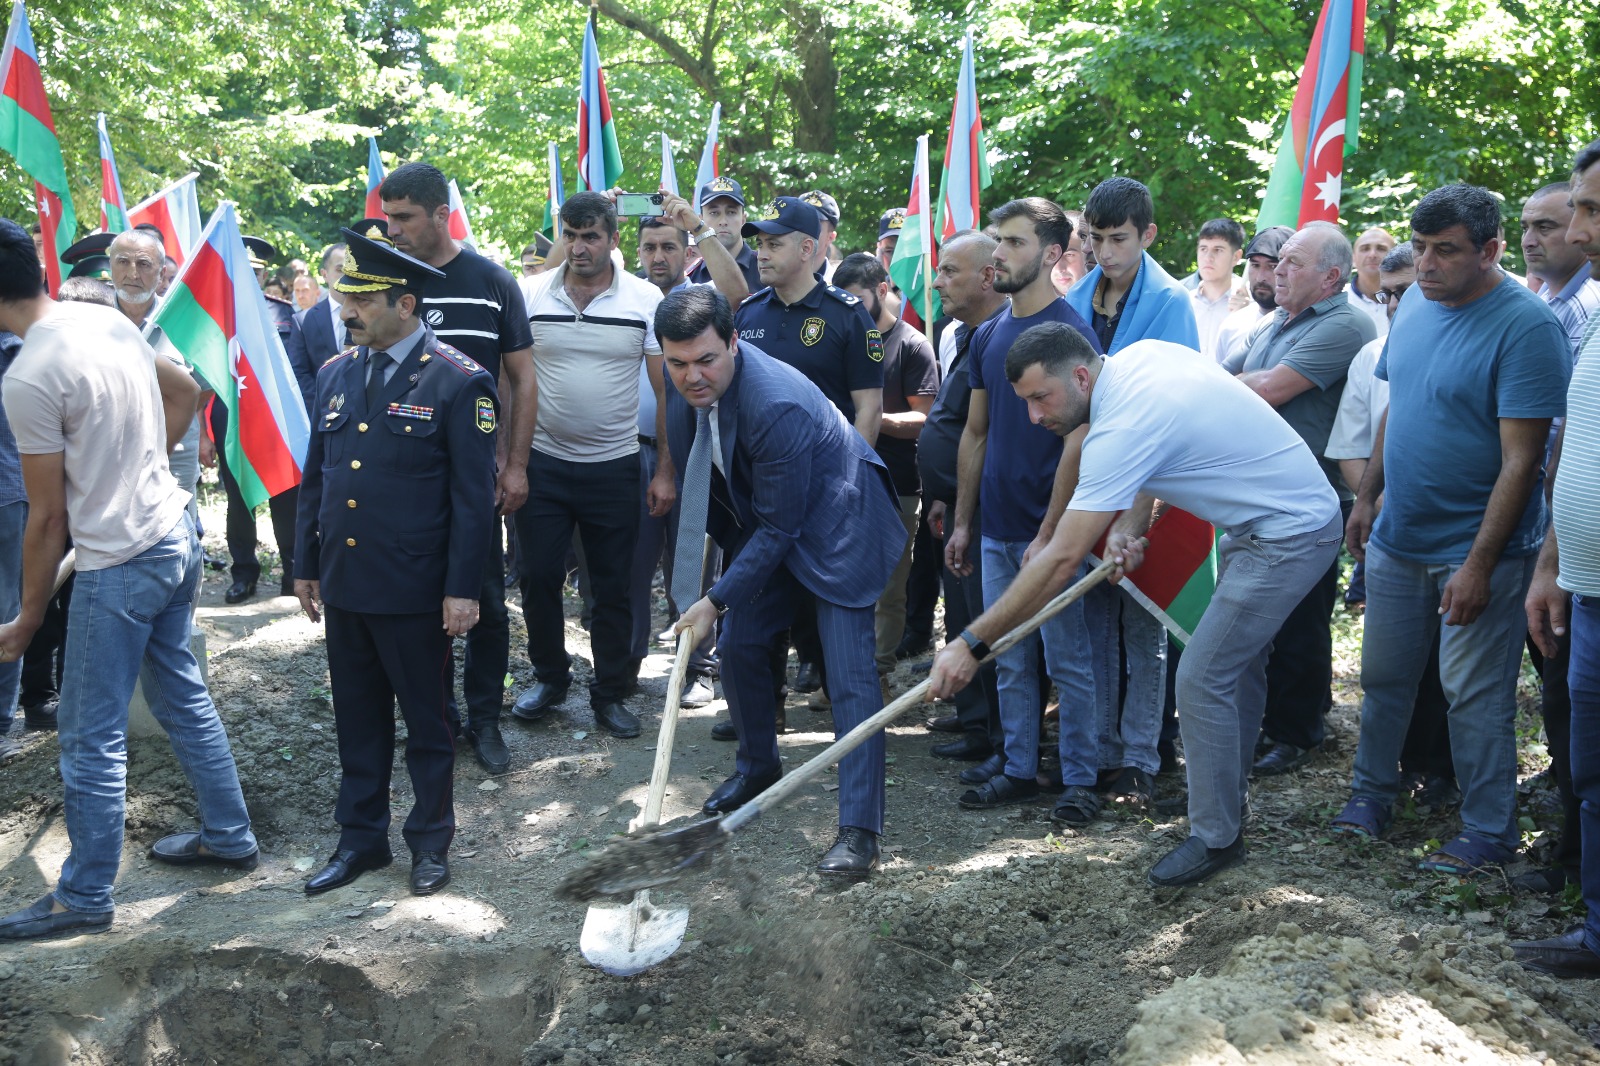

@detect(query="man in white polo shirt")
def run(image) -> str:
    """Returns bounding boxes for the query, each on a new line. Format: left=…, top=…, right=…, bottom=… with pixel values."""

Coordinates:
left=510, top=192, right=673, bottom=740
left=929, top=325, right=1342, bottom=888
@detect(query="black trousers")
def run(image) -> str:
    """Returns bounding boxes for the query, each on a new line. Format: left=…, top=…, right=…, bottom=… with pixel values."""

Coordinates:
left=1534, top=619, right=1579, bottom=875
left=326, top=606, right=456, bottom=855
left=218, top=453, right=298, bottom=587
left=447, top=522, right=510, bottom=730
left=514, top=450, right=640, bottom=706
left=902, top=506, right=941, bottom=645
left=1398, top=638, right=1456, bottom=779
left=19, top=573, right=71, bottom=708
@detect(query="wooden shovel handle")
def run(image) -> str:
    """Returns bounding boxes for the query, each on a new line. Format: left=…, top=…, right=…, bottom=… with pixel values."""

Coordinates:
left=637, top=626, right=697, bottom=830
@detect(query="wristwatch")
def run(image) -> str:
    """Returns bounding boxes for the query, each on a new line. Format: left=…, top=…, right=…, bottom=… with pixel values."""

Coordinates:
left=957, top=629, right=991, bottom=660
left=707, top=591, right=730, bottom=616
left=696, top=225, right=716, bottom=240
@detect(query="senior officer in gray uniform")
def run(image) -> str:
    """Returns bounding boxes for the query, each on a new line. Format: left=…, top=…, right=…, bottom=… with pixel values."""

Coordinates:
left=293, top=225, right=498, bottom=898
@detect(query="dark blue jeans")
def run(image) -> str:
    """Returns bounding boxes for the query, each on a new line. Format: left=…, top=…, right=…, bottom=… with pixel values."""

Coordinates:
left=1568, top=593, right=1600, bottom=953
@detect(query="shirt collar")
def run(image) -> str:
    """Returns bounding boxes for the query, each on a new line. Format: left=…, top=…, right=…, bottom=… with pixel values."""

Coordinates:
left=375, top=322, right=426, bottom=363
left=1549, top=268, right=1596, bottom=305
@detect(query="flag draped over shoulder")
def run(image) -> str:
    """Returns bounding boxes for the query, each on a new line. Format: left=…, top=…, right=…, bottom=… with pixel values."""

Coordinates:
left=446, top=178, right=474, bottom=243
left=128, top=173, right=202, bottom=266
left=1256, top=0, right=1366, bottom=229
left=577, top=13, right=623, bottom=192
left=693, top=103, right=720, bottom=198
left=96, top=112, right=128, bottom=233
left=1091, top=508, right=1218, bottom=648
left=364, top=136, right=385, bottom=217
left=889, top=135, right=939, bottom=328
left=934, top=33, right=991, bottom=244
left=150, top=203, right=310, bottom=510
left=0, top=0, right=78, bottom=296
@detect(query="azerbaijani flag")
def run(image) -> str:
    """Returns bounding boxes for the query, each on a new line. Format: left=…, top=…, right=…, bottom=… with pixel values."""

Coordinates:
left=364, top=135, right=385, bottom=217
left=888, top=135, right=939, bottom=330
left=1091, top=508, right=1217, bottom=648
left=658, top=132, right=679, bottom=197
left=693, top=103, right=721, bottom=200
left=934, top=33, right=991, bottom=244
left=149, top=202, right=310, bottom=510
left=128, top=173, right=202, bottom=266
left=1255, top=0, right=1366, bottom=229
left=96, top=112, right=129, bottom=233
left=541, top=141, right=565, bottom=238
left=0, top=0, right=78, bottom=296
left=576, top=12, right=623, bottom=192
left=446, top=178, right=474, bottom=243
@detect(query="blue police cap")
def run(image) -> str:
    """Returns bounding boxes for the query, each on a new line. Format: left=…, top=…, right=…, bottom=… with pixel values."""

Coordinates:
left=698, top=174, right=746, bottom=209
left=741, top=197, right=822, bottom=241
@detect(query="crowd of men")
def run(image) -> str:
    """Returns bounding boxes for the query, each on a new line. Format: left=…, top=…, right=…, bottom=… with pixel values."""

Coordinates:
left=2, top=142, right=1600, bottom=986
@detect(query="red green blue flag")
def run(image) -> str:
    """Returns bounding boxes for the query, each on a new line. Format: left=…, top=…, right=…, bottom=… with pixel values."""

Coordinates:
left=128, top=173, right=202, bottom=266
left=1092, top=508, right=1218, bottom=648
left=446, top=178, right=474, bottom=243
left=577, top=12, right=623, bottom=192
left=96, top=112, right=129, bottom=233
left=1256, top=0, right=1367, bottom=229
left=693, top=103, right=721, bottom=200
left=150, top=202, right=310, bottom=510
left=364, top=136, right=384, bottom=217
left=0, top=0, right=78, bottom=296
left=542, top=141, right=565, bottom=238
left=934, top=33, right=991, bottom=244
left=889, top=135, right=938, bottom=330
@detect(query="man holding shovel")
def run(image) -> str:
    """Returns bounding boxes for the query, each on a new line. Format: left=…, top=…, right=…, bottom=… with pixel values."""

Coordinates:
left=929, top=326, right=1343, bottom=887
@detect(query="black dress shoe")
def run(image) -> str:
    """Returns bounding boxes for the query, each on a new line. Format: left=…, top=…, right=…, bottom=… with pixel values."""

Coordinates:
left=224, top=580, right=257, bottom=604
left=931, top=733, right=993, bottom=761
left=959, top=773, right=1039, bottom=810
left=463, top=722, right=511, bottom=774
left=305, top=848, right=393, bottom=896
left=22, top=699, right=58, bottom=732
left=410, top=851, right=451, bottom=895
left=594, top=702, right=641, bottom=738
left=703, top=769, right=781, bottom=815
left=1148, top=834, right=1246, bottom=887
left=510, top=680, right=569, bottom=721
left=148, top=832, right=260, bottom=871
left=817, top=827, right=880, bottom=878
left=711, top=718, right=737, bottom=741
left=793, top=661, right=822, bottom=694
left=925, top=713, right=963, bottom=734
left=1513, top=928, right=1600, bottom=978
left=0, top=894, right=111, bottom=940
left=1251, top=741, right=1318, bottom=778
left=959, top=753, right=1005, bottom=785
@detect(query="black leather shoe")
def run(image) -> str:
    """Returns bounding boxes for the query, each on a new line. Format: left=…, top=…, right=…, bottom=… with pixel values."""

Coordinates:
left=959, top=774, right=1039, bottom=810
left=511, top=680, right=569, bottom=721
left=817, top=827, right=880, bottom=878
left=224, top=580, right=257, bottom=604
left=703, top=770, right=781, bottom=815
left=305, top=848, right=393, bottom=895
left=793, top=661, right=822, bottom=693
left=22, top=700, right=57, bottom=732
left=925, top=713, right=963, bottom=734
left=1148, top=834, right=1246, bottom=887
left=594, top=702, right=641, bottom=738
left=148, top=832, right=259, bottom=871
left=1513, top=928, right=1600, bottom=978
left=711, top=718, right=737, bottom=741
left=931, top=733, right=993, bottom=761
left=681, top=673, right=716, bottom=708
left=1251, top=741, right=1318, bottom=778
left=410, top=851, right=451, bottom=896
left=959, top=753, right=1005, bottom=785
left=0, top=894, right=111, bottom=940
left=463, top=721, right=511, bottom=774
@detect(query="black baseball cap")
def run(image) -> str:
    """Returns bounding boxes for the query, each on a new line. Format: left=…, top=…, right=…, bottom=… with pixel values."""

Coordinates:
left=698, top=175, right=746, bottom=209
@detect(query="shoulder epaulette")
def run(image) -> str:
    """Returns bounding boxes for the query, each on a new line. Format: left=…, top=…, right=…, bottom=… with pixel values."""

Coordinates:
left=823, top=285, right=860, bottom=307
left=265, top=293, right=294, bottom=307
left=739, top=285, right=773, bottom=307
left=431, top=343, right=486, bottom=376
left=321, top=346, right=358, bottom=370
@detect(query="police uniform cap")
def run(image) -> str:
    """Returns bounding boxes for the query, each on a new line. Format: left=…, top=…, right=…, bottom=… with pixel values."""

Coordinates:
left=741, top=197, right=822, bottom=241
left=878, top=208, right=906, bottom=242
left=335, top=224, right=446, bottom=293
left=61, top=232, right=117, bottom=280
left=241, top=235, right=278, bottom=271
left=527, top=232, right=554, bottom=263
left=698, top=175, right=746, bottom=209
left=799, top=190, right=840, bottom=226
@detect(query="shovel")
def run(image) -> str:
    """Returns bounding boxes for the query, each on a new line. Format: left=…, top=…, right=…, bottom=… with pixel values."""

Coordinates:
left=557, top=555, right=1122, bottom=903
left=577, top=625, right=699, bottom=975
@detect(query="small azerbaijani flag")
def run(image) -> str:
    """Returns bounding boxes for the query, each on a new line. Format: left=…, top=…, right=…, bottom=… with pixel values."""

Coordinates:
left=127, top=173, right=203, bottom=266
left=1091, top=508, right=1218, bottom=648
left=888, top=134, right=938, bottom=329
left=364, top=136, right=384, bottom=217
left=446, top=178, right=474, bottom=243
left=658, top=132, right=679, bottom=197
left=1255, top=0, right=1366, bottom=228
left=542, top=141, right=565, bottom=238
left=934, top=33, right=991, bottom=244
left=96, top=113, right=129, bottom=233
left=149, top=202, right=310, bottom=510
left=0, top=0, right=79, bottom=296
left=576, top=11, right=623, bottom=192
left=693, top=102, right=721, bottom=201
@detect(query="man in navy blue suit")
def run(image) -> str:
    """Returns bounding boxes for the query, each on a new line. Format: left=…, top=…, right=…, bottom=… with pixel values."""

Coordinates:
left=661, top=287, right=906, bottom=878
left=296, top=241, right=349, bottom=365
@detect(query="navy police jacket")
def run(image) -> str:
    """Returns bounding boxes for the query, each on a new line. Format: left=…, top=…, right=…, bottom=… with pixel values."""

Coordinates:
left=294, top=324, right=498, bottom=614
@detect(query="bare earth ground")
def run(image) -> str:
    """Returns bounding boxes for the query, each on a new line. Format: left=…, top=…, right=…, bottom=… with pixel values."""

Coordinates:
left=2, top=490, right=1600, bottom=1065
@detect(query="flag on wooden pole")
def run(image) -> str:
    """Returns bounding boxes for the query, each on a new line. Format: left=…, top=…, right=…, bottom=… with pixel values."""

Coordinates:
left=934, top=33, right=991, bottom=244
left=96, top=113, right=129, bottom=233
left=577, top=10, right=623, bottom=192
left=0, top=0, right=78, bottom=295
left=889, top=135, right=939, bottom=328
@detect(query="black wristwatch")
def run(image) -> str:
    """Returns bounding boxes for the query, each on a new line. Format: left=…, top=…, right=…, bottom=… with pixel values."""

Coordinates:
left=707, top=591, right=730, bottom=616
left=957, top=629, right=991, bottom=660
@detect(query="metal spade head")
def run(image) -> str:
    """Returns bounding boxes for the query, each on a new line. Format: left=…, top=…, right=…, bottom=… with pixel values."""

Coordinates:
left=556, top=818, right=728, bottom=903
left=579, top=891, right=691, bottom=976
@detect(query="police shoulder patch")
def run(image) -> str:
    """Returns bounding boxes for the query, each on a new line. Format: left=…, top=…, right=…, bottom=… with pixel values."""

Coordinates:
left=801, top=316, right=826, bottom=347
left=823, top=285, right=859, bottom=306
left=475, top=396, right=497, bottom=434
left=866, top=329, right=884, bottom=362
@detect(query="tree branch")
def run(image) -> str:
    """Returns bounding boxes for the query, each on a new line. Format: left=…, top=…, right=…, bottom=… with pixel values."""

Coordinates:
left=595, top=0, right=719, bottom=97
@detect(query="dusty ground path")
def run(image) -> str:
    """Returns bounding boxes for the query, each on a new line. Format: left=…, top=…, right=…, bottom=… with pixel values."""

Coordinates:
left=2, top=501, right=1598, bottom=1065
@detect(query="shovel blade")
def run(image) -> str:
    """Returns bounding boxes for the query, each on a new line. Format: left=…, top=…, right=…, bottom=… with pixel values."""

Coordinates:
left=579, top=896, right=690, bottom=977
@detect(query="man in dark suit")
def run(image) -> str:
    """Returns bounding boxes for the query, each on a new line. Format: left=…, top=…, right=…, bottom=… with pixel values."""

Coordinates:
left=662, top=287, right=906, bottom=878
left=293, top=225, right=497, bottom=898
left=296, top=241, right=349, bottom=365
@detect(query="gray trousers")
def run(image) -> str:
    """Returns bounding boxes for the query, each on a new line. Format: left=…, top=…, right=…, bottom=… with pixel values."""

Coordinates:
left=1179, top=511, right=1344, bottom=847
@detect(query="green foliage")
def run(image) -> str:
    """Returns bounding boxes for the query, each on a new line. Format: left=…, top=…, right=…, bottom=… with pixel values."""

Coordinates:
left=3, top=0, right=1594, bottom=274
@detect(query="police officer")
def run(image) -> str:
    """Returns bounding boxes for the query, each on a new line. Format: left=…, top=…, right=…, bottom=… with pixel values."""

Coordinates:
left=293, top=225, right=497, bottom=898
left=877, top=208, right=905, bottom=270
left=689, top=175, right=762, bottom=293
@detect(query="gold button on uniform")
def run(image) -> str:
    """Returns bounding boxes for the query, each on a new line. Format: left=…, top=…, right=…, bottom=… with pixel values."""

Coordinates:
left=346, top=538, right=357, bottom=547
left=347, top=499, right=357, bottom=508
left=404, top=425, right=412, bottom=433
left=350, top=460, right=361, bottom=469
left=358, top=422, right=368, bottom=432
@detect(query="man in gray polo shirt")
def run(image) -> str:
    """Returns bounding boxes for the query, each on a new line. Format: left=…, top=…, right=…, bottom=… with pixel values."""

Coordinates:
left=1225, top=222, right=1374, bottom=777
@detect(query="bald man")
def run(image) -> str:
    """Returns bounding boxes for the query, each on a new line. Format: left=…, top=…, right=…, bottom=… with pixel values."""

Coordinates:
left=1349, top=226, right=1396, bottom=336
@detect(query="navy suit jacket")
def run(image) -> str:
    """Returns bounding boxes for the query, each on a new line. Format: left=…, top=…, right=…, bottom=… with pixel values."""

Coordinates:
left=294, top=326, right=498, bottom=614
left=666, top=342, right=905, bottom=610
left=297, top=296, right=343, bottom=370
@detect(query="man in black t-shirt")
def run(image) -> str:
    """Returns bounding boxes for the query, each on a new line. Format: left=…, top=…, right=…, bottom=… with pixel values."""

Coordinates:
left=381, top=162, right=535, bottom=776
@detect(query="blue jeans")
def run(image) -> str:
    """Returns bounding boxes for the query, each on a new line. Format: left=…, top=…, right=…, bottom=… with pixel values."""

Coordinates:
left=1084, top=582, right=1166, bottom=776
left=981, top=537, right=1095, bottom=785
left=1567, top=594, right=1600, bottom=954
left=54, top=513, right=256, bottom=913
left=1348, top=544, right=1535, bottom=852
left=0, top=500, right=23, bottom=731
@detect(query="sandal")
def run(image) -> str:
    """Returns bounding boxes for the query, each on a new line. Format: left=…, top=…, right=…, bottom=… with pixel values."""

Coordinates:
left=1330, top=795, right=1391, bottom=838
left=958, top=774, right=1040, bottom=810
left=1051, top=785, right=1104, bottom=826
left=1418, top=831, right=1513, bottom=876
left=1106, top=768, right=1154, bottom=813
